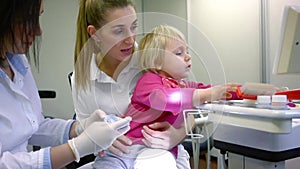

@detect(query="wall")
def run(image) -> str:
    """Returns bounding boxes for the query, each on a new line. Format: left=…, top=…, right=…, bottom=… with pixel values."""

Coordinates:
left=141, top=0, right=187, bottom=35
left=34, top=0, right=300, bottom=120
left=187, top=0, right=261, bottom=84
left=269, top=0, right=300, bottom=89
left=34, top=0, right=142, bottom=119
left=140, top=0, right=262, bottom=85
left=33, top=0, right=78, bottom=119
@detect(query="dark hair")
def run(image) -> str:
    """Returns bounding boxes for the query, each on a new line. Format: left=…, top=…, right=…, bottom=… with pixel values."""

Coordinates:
left=0, top=0, right=42, bottom=67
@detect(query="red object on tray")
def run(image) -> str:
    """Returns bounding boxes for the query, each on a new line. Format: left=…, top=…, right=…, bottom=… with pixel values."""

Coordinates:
left=237, top=86, right=300, bottom=100
left=275, top=89, right=300, bottom=100
left=236, top=86, right=258, bottom=100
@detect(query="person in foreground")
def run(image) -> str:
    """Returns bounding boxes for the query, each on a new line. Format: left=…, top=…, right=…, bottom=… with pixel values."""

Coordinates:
left=0, top=0, right=131, bottom=168
left=72, top=0, right=194, bottom=168
left=92, top=25, right=240, bottom=168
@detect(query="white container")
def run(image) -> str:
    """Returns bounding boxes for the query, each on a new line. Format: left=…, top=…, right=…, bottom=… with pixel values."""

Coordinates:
left=271, top=95, right=288, bottom=110
left=256, top=95, right=271, bottom=109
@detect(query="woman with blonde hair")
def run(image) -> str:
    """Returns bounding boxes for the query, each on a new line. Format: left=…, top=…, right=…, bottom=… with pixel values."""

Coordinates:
left=72, top=0, right=194, bottom=168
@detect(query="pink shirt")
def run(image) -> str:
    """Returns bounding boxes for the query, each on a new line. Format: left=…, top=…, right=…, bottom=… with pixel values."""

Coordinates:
left=124, top=72, right=210, bottom=157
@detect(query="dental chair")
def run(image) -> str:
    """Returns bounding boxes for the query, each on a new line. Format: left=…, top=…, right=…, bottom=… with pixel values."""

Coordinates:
left=183, top=109, right=213, bottom=169
left=66, top=71, right=96, bottom=169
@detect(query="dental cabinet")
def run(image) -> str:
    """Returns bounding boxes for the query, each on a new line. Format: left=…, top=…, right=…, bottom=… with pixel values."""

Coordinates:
left=198, top=103, right=300, bottom=169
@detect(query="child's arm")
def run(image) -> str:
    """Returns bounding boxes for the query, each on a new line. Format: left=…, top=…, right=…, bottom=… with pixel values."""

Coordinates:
left=192, top=83, right=240, bottom=106
left=183, top=80, right=211, bottom=89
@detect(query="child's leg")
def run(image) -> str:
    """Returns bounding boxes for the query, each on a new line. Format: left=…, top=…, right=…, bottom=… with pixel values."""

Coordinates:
left=134, top=148, right=177, bottom=169
left=92, top=151, right=135, bottom=169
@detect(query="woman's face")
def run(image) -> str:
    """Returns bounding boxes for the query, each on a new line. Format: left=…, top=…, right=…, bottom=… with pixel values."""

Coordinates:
left=11, top=1, right=43, bottom=54
left=97, top=5, right=137, bottom=63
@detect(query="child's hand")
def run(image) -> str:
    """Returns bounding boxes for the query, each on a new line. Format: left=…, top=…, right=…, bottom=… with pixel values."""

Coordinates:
left=209, top=84, right=227, bottom=101
left=194, top=83, right=241, bottom=104
left=223, top=83, right=241, bottom=100
left=209, top=83, right=240, bottom=101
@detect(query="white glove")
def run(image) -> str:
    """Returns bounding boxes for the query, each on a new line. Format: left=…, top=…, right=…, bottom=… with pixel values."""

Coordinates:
left=68, top=115, right=131, bottom=162
left=75, top=109, right=107, bottom=135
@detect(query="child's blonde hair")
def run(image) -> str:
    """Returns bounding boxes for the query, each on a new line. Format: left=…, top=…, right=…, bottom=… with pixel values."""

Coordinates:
left=138, top=25, right=186, bottom=73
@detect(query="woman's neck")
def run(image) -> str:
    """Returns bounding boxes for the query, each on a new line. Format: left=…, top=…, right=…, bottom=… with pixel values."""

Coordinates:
left=0, top=56, right=14, bottom=80
left=97, top=55, right=130, bottom=81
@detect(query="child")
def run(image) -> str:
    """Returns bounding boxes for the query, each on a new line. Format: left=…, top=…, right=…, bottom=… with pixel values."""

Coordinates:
left=93, top=25, right=239, bottom=169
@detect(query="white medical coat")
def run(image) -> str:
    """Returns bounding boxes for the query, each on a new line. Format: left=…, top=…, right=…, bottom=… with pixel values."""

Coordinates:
left=0, top=53, right=72, bottom=169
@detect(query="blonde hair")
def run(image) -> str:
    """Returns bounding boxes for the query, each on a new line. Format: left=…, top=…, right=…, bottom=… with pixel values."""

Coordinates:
left=74, top=0, right=135, bottom=90
left=138, top=25, right=186, bottom=73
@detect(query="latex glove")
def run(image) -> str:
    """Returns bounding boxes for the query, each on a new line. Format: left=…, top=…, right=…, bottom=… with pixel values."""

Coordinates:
left=75, top=109, right=107, bottom=135
left=68, top=116, right=131, bottom=162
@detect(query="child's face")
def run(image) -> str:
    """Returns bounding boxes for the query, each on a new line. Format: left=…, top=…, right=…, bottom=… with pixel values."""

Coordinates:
left=159, top=39, right=191, bottom=80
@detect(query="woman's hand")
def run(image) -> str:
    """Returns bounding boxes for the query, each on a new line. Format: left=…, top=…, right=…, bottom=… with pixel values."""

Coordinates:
left=141, top=122, right=185, bottom=150
left=104, top=135, right=132, bottom=156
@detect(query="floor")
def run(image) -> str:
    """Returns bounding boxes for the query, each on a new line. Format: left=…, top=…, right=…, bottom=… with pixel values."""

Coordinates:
left=190, top=154, right=218, bottom=169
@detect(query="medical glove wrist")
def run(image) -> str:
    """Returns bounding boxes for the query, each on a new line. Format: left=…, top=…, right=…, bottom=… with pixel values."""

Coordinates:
left=68, top=117, right=131, bottom=162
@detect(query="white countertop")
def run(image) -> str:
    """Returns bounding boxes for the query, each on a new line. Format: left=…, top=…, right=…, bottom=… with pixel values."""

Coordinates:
left=196, top=102, right=300, bottom=133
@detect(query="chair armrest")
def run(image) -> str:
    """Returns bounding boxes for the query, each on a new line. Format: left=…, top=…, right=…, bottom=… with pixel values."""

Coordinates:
left=38, top=90, right=56, bottom=99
